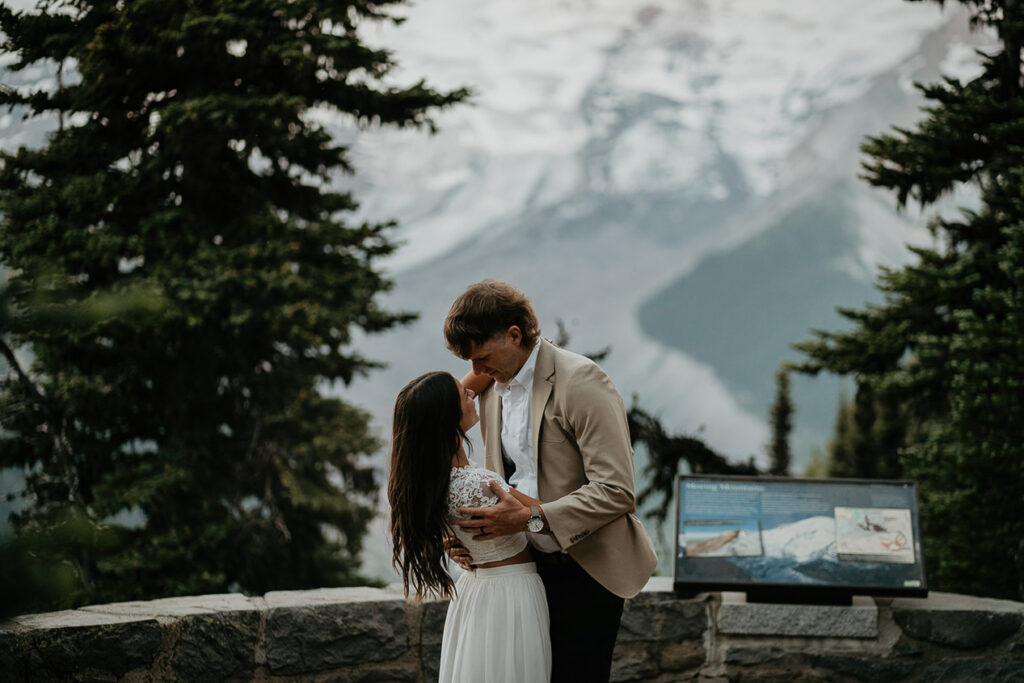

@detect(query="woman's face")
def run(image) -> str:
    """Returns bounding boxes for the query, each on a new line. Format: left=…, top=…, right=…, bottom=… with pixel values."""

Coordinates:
left=454, top=376, right=479, bottom=431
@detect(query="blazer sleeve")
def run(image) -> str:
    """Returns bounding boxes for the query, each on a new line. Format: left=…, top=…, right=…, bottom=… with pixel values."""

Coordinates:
left=540, top=362, right=638, bottom=549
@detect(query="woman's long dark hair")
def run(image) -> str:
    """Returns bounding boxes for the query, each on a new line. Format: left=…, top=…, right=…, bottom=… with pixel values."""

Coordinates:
left=388, top=371, right=468, bottom=599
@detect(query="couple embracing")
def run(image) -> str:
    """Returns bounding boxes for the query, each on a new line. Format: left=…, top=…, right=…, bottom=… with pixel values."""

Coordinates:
left=388, top=279, right=657, bottom=682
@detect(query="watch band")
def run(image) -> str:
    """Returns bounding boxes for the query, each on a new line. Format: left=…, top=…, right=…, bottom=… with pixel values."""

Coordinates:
left=528, top=506, right=545, bottom=533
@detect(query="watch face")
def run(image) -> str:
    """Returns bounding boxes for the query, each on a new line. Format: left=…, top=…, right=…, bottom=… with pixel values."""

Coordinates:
left=527, top=516, right=544, bottom=533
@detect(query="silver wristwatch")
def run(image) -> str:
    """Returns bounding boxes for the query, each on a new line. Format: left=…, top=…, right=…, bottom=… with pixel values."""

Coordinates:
left=527, top=506, right=545, bottom=533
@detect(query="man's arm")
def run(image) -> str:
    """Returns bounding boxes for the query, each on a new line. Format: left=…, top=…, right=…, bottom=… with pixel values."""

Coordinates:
left=456, top=362, right=634, bottom=546
left=456, top=483, right=545, bottom=539
left=539, top=363, right=637, bottom=548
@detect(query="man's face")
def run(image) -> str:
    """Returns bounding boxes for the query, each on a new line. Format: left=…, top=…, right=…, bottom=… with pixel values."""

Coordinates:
left=466, top=327, right=529, bottom=384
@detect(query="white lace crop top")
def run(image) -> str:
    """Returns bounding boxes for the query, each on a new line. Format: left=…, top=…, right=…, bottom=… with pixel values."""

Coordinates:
left=448, top=465, right=528, bottom=565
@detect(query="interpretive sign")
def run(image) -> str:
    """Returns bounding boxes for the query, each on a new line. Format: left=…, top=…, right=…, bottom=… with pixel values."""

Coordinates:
left=674, top=475, right=927, bottom=603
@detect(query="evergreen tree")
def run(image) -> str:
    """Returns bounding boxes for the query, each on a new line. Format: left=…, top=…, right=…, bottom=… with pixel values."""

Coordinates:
left=900, top=175, right=1024, bottom=599
left=869, top=381, right=906, bottom=479
left=824, top=388, right=857, bottom=478
left=0, top=0, right=467, bottom=608
left=795, top=0, right=1024, bottom=599
left=767, top=365, right=793, bottom=476
left=819, top=382, right=906, bottom=480
left=802, top=445, right=829, bottom=478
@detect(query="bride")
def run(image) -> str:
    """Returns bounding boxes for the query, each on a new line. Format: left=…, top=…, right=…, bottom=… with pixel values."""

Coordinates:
left=387, top=370, right=551, bottom=682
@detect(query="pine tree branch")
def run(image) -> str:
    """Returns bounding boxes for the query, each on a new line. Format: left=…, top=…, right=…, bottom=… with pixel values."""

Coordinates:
left=1, top=339, right=78, bottom=502
left=0, top=336, right=44, bottom=407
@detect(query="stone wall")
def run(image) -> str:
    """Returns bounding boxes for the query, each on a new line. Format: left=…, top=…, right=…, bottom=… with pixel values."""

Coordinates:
left=2, top=577, right=1023, bottom=682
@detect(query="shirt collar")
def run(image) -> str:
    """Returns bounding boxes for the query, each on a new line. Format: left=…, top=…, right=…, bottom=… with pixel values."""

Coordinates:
left=495, top=341, right=539, bottom=396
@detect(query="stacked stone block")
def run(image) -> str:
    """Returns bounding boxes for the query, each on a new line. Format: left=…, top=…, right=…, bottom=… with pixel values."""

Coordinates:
left=1, top=578, right=1022, bottom=681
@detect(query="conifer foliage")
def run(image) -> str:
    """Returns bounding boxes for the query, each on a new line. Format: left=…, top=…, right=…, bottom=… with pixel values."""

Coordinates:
left=795, top=0, right=1024, bottom=599
left=0, top=0, right=467, bottom=608
left=821, top=383, right=905, bottom=480
left=767, top=365, right=793, bottom=477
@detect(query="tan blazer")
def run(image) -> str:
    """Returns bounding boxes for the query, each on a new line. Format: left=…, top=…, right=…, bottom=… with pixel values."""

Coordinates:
left=479, top=339, right=658, bottom=598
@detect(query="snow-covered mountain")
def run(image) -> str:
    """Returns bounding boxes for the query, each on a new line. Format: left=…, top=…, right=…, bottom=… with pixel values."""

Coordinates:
left=348, top=0, right=969, bottom=269
left=334, top=1, right=992, bottom=579
left=0, top=0, right=995, bottom=581
left=334, top=0, right=990, bottom=461
left=761, top=515, right=837, bottom=564
left=728, top=515, right=920, bottom=587
left=679, top=515, right=838, bottom=562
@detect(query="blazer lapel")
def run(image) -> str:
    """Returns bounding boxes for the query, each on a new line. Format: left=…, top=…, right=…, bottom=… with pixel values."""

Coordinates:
left=483, top=387, right=503, bottom=475
left=531, top=340, right=555, bottom=473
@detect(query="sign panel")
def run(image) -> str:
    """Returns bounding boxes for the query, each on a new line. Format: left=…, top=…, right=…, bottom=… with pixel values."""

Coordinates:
left=674, top=475, right=927, bottom=602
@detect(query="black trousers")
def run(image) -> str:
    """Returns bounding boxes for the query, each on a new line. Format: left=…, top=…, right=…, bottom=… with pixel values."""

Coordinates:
left=535, top=557, right=625, bottom=683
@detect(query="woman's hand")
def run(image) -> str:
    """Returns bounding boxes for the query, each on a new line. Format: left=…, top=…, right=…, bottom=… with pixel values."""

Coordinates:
left=444, top=537, right=474, bottom=571
left=461, top=370, right=493, bottom=396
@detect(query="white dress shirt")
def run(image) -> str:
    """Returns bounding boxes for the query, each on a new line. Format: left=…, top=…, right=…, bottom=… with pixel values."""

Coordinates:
left=495, top=342, right=561, bottom=552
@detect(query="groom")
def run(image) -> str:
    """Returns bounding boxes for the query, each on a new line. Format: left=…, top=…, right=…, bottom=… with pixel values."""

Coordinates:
left=444, top=279, right=657, bottom=682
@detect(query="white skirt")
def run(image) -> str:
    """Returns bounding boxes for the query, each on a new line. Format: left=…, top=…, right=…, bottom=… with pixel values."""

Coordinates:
left=438, top=562, right=551, bottom=683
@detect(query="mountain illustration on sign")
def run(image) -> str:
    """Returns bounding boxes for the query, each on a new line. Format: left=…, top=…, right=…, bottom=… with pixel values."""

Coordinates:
left=687, top=530, right=740, bottom=557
